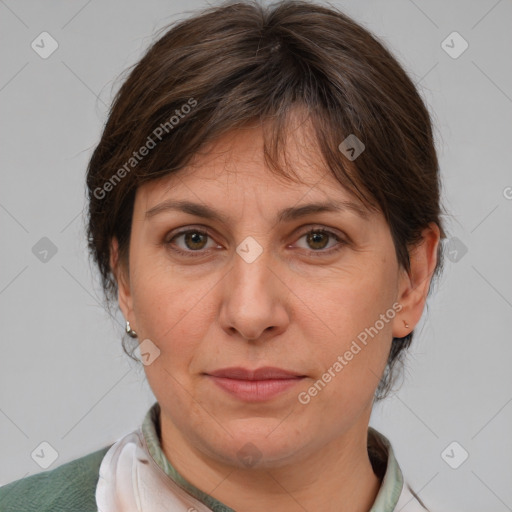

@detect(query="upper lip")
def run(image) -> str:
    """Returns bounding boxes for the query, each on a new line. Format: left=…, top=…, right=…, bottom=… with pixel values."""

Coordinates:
left=207, top=366, right=306, bottom=380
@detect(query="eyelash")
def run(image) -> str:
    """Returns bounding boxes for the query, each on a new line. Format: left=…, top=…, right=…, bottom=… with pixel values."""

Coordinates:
left=164, top=226, right=347, bottom=258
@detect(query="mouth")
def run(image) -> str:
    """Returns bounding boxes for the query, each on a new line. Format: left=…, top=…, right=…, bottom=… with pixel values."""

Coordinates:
left=205, top=366, right=307, bottom=402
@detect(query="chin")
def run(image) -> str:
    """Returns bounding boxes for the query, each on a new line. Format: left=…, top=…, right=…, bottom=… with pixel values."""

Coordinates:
left=202, top=421, right=311, bottom=470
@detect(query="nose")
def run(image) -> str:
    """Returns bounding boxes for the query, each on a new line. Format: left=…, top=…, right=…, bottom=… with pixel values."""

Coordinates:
left=218, top=248, right=290, bottom=342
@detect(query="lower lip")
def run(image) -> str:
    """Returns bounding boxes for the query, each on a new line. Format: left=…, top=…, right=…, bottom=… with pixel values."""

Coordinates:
left=207, top=376, right=304, bottom=402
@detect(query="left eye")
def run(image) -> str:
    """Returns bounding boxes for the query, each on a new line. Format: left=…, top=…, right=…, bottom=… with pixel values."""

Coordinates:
left=294, top=228, right=345, bottom=255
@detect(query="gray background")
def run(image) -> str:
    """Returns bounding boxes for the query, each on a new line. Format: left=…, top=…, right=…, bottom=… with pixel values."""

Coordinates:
left=1, top=0, right=511, bottom=510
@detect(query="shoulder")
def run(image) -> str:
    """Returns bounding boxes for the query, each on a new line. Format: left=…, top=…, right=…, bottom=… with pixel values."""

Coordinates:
left=0, top=444, right=112, bottom=512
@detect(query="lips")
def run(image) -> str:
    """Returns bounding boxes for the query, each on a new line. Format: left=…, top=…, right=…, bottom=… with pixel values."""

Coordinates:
left=207, top=366, right=306, bottom=380
left=205, top=366, right=306, bottom=402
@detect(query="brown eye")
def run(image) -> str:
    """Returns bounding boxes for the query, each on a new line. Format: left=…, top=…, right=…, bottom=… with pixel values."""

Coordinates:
left=294, top=228, right=346, bottom=256
left=306, top=230, right=330, bottom=250
left=182, top=231, right=208, bottom=250
left=166, top=229, right=214, bottom=256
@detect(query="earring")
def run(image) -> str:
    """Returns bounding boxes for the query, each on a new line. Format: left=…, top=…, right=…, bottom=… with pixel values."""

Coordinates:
left=126, top=321, right=138, bottom=338
left=403, top=320, right=410, bottom=329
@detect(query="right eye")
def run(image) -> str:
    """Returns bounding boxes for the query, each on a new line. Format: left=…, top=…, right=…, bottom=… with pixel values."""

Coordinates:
left=165, top=228, right=219, bottom=257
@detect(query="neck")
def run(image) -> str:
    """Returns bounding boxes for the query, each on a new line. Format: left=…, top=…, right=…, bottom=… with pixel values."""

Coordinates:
left=159, top=410, right=382, bottom=512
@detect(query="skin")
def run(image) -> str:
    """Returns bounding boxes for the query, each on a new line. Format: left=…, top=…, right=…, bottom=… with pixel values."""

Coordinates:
left=110, top=115, right=440, bottom=512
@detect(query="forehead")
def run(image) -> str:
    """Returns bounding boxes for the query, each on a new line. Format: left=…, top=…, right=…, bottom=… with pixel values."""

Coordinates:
left=137, top=119, right=366, bottom=212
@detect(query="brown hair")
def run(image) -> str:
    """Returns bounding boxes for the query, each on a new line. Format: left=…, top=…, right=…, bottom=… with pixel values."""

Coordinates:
left=86, top=0, right=447, bottom=399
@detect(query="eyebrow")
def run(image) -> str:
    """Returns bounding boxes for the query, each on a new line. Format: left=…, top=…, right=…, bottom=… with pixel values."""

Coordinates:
left=145, top=199, right=370, bottom=223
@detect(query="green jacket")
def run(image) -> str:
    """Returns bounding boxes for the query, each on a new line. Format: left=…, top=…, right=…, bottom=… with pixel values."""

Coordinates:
left=0, top=445, right=111, bottom=511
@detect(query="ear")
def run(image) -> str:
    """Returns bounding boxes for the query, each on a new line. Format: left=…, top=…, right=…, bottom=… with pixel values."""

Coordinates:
left=110, top=237, right=135, bottom=327
left=392, top=222, right=441, bottom=338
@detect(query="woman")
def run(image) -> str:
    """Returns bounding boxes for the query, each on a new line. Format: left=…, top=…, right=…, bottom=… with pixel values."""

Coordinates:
left=0, top=0, right=446, bottom=510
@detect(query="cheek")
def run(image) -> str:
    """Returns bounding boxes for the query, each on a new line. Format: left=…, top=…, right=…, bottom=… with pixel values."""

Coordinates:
left=296, top=261, right=395, bottom=340
left=292, top=268, right=394, bottom=400
left=130, top=266, right=211, bottom=360
left=133, top=271, right=212, bottom=419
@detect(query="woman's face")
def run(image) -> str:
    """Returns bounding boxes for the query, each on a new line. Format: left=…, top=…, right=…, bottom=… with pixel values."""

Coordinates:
left=113, top=120, right=437, bottom=469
